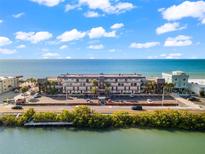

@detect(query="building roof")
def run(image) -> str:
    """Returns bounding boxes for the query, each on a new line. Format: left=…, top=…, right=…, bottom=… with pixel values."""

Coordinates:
left=58, top=73, right=145, bottom=78
left=162, top=71, right=189, bottom=76
left=0, top=76, right=15, bottom=81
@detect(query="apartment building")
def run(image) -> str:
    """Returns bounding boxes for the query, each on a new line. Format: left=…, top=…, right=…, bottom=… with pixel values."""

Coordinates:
left=58, top=73, right=146, bottom=96
left=0, top=76, right=19, bottom=94
left=162, top=71, right=189, bottom=90
left=188, top=79, right=205, bottom=96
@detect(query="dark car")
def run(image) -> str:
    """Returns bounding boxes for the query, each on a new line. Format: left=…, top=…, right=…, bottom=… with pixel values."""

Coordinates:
left=11, top=105, right=23, bottom=110
left=188, top=97, right=200, bottom=102
left=131, top=105, right=143, bottom=111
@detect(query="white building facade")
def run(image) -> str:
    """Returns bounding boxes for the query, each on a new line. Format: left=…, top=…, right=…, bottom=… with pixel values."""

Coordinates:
left=188, top=79, right=205, bottom=96
left=0, top=76, right=19, bottom=94
left=58, top=74, right=146, bottom=96
left=162, top=71, right=189, bottom=90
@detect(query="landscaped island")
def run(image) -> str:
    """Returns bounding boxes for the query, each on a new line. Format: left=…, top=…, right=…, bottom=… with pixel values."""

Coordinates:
left=0, top=106, right=205, bottom=131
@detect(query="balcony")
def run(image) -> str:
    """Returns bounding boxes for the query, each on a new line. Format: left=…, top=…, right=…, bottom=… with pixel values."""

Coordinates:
left=130, top=87, right=139, bottom=90
left=124, top=83, right=131, bottom=86
left=65, top=87, right=73, bottom=90
left=72, top=83, right=81, bottom=86
left=79, top=79, right=87, bottom=82
left=118, top=79, right=126, bottom=83
left=85, top=83, right=92, bottom=86
left=111, top=83, right=118, bottom=86
left=79, top=87, right=86, bottom=90
left=117, top=86, right=125, bottom=90
left=105, top=79, right=115, bottom=83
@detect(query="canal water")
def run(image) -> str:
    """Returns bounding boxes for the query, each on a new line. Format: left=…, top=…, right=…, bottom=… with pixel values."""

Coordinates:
left=0, top=128, right=205, bottom=154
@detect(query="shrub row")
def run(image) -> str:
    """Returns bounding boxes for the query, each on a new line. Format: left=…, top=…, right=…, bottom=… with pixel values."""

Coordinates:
left=0, top=106, right=205, bottom=131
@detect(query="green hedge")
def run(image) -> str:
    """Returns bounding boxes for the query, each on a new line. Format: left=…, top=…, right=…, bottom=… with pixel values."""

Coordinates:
left=0, top=106, right=205, bottom=130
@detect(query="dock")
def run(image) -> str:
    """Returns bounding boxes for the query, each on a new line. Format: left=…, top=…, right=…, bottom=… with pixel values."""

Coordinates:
left=24, top=121, right=73, bottom=127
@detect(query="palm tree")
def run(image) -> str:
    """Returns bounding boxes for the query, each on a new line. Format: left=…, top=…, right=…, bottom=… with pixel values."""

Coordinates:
left=144, top=81, right=157, bottom=94
left=104, top=82, right=111, bottom=96
left=163, top=83, right=175, bottom=94
left=91, top=79, right=98, bottom=98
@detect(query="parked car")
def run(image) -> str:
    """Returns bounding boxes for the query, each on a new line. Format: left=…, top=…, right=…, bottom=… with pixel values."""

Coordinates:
left=11, top=105, right=23, bottom=110
left=132, top=105, right=143, bottom=111
left=188, top=97, right=200, bottom=102
left=14, top=89, right=19, bottom=93
left=33, top=93, right=41, bottom=98
left=147, top=99, right=153, bottom=103
left=15, top=98, right=26, bottom=104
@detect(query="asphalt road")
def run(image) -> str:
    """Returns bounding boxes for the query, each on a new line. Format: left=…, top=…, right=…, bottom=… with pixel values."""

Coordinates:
left=0, top=104, right=204, bottom=115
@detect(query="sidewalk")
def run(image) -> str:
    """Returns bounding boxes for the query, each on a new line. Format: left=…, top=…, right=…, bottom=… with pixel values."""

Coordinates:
left=171, top=93, right=201, bottom=109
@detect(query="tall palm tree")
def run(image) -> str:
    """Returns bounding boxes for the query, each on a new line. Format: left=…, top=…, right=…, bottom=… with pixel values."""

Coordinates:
left=144, top=81, right=157, bottom=94
left=91, top=79, right=98, bottom=98
left=163, top=83, right=175, bottom=94
left=104, top=82, right=111, bottom=96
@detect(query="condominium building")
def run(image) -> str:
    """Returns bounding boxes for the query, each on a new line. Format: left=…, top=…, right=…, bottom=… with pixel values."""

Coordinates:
left=58, top=73, right=146, bottom=96
left=162, top=71, right=189, bottom=90
left=0, top=76, right=19, bottom=94
left=188, top=79, right=205, bottom=96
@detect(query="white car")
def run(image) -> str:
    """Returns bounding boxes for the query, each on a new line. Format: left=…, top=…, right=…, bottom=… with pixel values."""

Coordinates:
left=147, top=99, right=153, bottom=103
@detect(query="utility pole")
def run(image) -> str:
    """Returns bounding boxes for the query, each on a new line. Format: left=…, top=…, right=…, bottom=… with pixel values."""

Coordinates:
left=162, top=87, right=165, bottom=106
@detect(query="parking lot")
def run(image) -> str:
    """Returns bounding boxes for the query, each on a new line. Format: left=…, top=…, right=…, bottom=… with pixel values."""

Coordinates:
left=25, top=94, right=181, bottom=106
left=0, top=91, right=19, bottom=104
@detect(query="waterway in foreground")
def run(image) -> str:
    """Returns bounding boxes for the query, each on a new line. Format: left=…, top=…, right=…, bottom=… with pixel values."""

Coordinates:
left=0, top=128, right=205, bottom=154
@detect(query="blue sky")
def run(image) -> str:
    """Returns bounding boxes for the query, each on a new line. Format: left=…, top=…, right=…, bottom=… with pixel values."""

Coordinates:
left=0, top=0, right=205, bottom=59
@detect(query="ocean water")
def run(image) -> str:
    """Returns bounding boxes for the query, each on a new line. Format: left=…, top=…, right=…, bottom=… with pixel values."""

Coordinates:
left=0, top=128, right=205, bottom=154
left=0, top=59, right=205, bottom=78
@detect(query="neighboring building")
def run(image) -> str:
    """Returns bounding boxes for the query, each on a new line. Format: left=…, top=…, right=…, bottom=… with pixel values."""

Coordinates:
left=162, top=71, right=189, bottom=90
left=0, top=76, right=19, bottom=94
left=188, top=79, right=205, bottom=96
left=38, top=77, right=62, bottom=94
left=58, top=73, right=146, bottom=97
left=147, top=77, right=165, bottom=94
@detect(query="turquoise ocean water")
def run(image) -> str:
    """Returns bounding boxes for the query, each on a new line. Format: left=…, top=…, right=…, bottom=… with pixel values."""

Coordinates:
left=0, top=59, right=205, bottom=78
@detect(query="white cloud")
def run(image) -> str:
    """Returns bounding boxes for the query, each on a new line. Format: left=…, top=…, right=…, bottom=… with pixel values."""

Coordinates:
left=84, top=11, right=100, bottom=18
left=147, top=56, right=158, bottom=59
left=130, top=42, right=160, bottom=48
left=57, top=29, right=86, bottom=42
left=66, top=0, right=134, bottom=14
left=42, top=52, right=60, bottom=59
left=0, top=48, right=16, bottom=54
left=156, top=22, right=186, bottom=35
left=88, top=44, right=104, bottom=49
left=109, top=49, right=116, bottom=52
left=202, top=18, right=205, bottom=24
left=164, top=35, right=192, bottom=47
left=0, top=36, right=12, bottom=46
left=15, top=31, right=53, bottom=43
left=30, top=0, right=64, bottom=7
left=66, top=56, right=71, bottom=59
left=113, top=2, right=134, bottom=13
left=59, top=45, right=68, bottom=49
left=161, top=1, right=205, bottom=24
left=88, top=27, right=116, bottom=39
left=89, top=56, right=95, bottom=59
left=65, top=4, right=79, bottom=12
left=12, top=12, right=24, bottom=18
left=0, top=19, right=3, bottom=23
left=16, top=44, right=26, bottom=49
left=111, top=23, right=124, bottom=29
left=160, top=53, right=182, bottom=59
